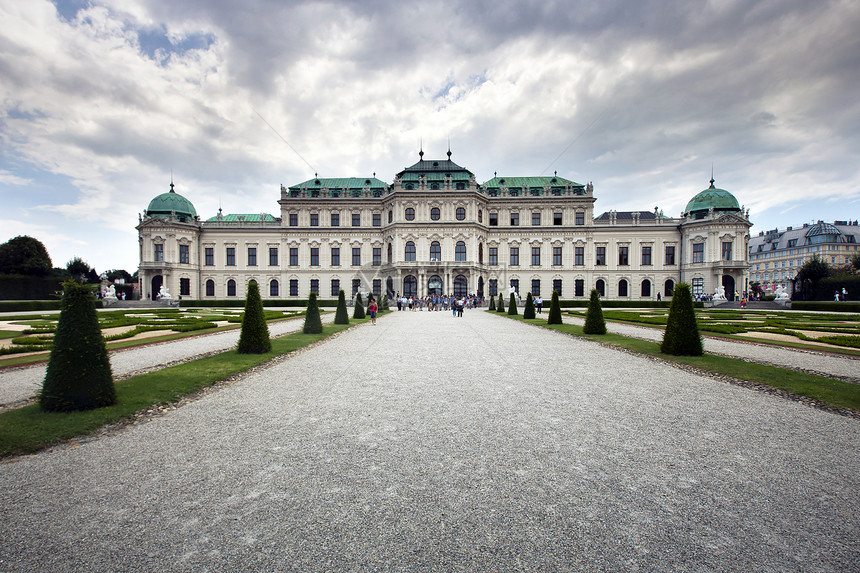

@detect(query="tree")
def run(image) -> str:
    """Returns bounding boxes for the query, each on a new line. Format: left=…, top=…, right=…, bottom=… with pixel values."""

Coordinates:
left=66, top=257, right=90, bottom=281
left=41, top=280, right=116, bottom=411
left=488, top=294, right=496, bottom=311
left=796, top=255, right=831, bottom=300
left=547, top=291, right=562, bottom=325
left=106, top=269, right=133, bottom=283
left=507, top=292, right=518, bottom=316
left=0, top=235, right=52, bottom=276
left=334, top=289, right=350, bottom=324
left=303, top=292, right=323, bottom=334
left=237, top=281, right=271, bottom=354
left=661, top=283, right=703, bottom=356
left=583, top=289, right=607, bottom=334
left=851, top=254, right=860, bottom=273
left=353, top=292, right=366, bottom=319
left=523, top=292, right=535, bottom=319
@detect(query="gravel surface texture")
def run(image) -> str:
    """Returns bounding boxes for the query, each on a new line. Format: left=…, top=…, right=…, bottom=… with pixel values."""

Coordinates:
left=561, top=314, right=860, bottom=381
left=0, top=315, right=332, bottom=408
left=1, top=309, right=858, bottom=571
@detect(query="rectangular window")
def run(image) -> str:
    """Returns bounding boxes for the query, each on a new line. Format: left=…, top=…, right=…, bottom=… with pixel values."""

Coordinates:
left=510, top=247, right=519, bottom=266
left=722, top=241, right=733, bottom=261
left=575, top=246, right=584, bottom=266
left=618, top=246, right=629, bottom=266
left=226, top=247, right=235, bottom=266
left=510, top=212, right=519, bottom=226
left=532, top=212, right=541, bottom=226
left=553, top=279, right=563, bottom=296
left=596, top=246, right=606, bottom=266
left=510, top=279, right=519, bottom=293
left=289, top=248, right=298, bottom=266
left=331, top=247, right=340, bottom=266
left=489, top=247, right=498, bottom=266
left=180, top=278, right=190, bottom=296
left=331, top=212, right=340, bottom=227
left=310, top=213, right=319, bottom=226
left=310, top=248, right=319, bottom=266
left=289, top=213, right=298, bottom=226
left=352, top=247, right=361, bottom=266
left=665, top=245, right=676, bottom=265
left=373, top=279, right=381, bottom=296
left=552, top=246, right=562, bottom=266
left=154, top=244, right=164, bottom=262
left=331, top=279, right=340, bottom=297
left=373, top=247, right=381, bottom=266
left=269, top=247, right=278, bottom=266
left=575, top=212, right=585, bottom=226
left=352, top=279, right=361, bottom=296
left=489, top=213, right=498, bottom=226
left=352, top=213, right=361, bottom=227
left=289, top=279, right=299, bottom=296
left=641, top=246, right=652, bottom=266
left=531, top=279, right=540, bottom=297
left=575, top=279, right=584, bottom=297
left=692, top=277, right=704, bottom=298
left=179, top=244, right=189, bottom=264
left=693, top=243, right=704, bottom=263
left=205, top=247, right=214, bottom=266
left=373, top=213, right=381, bottom=227
left=553, top=212, right=563, bottom=226
left=531, top=246, right=541, bottom=266
left=489, top=279, right=498, bottom=296
left=310, top=279, right=319, bottom=294
left=247, top=247, right=257, bottom=266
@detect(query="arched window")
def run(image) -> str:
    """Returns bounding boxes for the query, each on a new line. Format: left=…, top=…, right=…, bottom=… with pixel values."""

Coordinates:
left=619, top=279, right=628, bottom=297
left=205, top=279, right=215, bottom=297
left=405, top=241, right=416, bottom=262
left=596, top=279, right=605, bottom=297
left=404, top=275, right=417, bottom=297
left=664, top=279, right=675, bottom=297
left=641, top=279, right=651, bottom=297
left=455, top=241, right=466, bottom=261
left=430, top=182, right=439, bottom=190
left=428, top=275, right=442, bottom=295
left=388, top=210, right=393, bottom=223
left=478, top=210, right=483, bottom=223
left=478, top=243, right=483, bottom=264
left=431, top=207, right=440, bottom=220
left=270, top=279, right=279, bottom=297
left=454, top=275, right=468, bottom=296
left=227, top=279, right=236, bottom=297
left=387, top=243, right=393, bottom=263
left=456, top=207, right=466, bottom=220
left=405, top=207, right=415, bottom=221
left=430, top=241, right=441, bottom=262
left=386, top=276, right=394, bottom=296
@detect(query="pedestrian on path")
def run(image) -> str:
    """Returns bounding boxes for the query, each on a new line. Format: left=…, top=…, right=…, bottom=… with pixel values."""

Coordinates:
left=369, top=297, right=378, bottom=325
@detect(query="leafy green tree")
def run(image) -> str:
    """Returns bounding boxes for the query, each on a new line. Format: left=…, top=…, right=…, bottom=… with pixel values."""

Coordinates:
left=41, top=280, right=115, bottom=411
left=237, top=281, right=271, bottom=354
left=0, top=235, right=52, bottom=276
left=796, top=255, right=831, bottom=300
left=66, top=257, right=90, bottom=281
left=583, top=289, right=607, bottom=334
left=547, top=291, right=562, bottom=325
left=303, top=292, right=323, bottom=334
left=334, top=289, right=350, bottom=324
left=507, top=292, right=518, bottom=316
left=851, top=254, right=860, bottom=272
left=353, top=292, right=366, bottom=319
left=661, top=283, right=703, bottom=356
left=488, top=295, right=496, bottom=311
left=523, top=292, right=535, bottom=319
left=106, top=269, right=133, bottom=283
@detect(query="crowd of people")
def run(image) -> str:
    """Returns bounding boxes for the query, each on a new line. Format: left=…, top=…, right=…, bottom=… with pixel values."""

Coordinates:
left=391, top=293, right=484, bottom=316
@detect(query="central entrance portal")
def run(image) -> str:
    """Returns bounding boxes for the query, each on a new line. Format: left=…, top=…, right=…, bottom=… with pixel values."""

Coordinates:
left=428, top=275, right=442, bottom=296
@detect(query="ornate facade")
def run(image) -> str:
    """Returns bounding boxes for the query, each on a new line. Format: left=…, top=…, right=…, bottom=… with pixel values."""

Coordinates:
left=137, top=152, right=752, bottom=302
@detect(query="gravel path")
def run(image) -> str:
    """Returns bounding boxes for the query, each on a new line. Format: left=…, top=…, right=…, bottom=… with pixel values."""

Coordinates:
left=0, top=309, right=857, bottom=571
left=561, top=313, right=860, bottom=380
left=0, top=315, right=333, bottom=408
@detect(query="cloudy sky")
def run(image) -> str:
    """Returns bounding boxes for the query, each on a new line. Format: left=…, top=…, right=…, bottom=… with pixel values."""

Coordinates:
left=1, top=0, right=859, bottom=274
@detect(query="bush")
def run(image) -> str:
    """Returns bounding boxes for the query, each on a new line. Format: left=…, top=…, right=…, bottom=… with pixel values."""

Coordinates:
left=353, top=292, right=365, bottom=319
left=661, top=283, right=703, bottom=356
left=488, top=295, right=496, bottom=311
left=583, top=289, right=607, bottom=334
left=334, top=289, right=350, bottom=324
left=790, top=301, right=860, bottom=313
left=497, top=294, right=506, bottom=313
left=523, top=293, right=535, bottom=319
left=303, top=293, right=323, bottom=334
left=547, top=291, right=562, bottom=325
left=40, top=280, right=116, bottom=412
left=237, top=281, right=271, bottom=354
left=507, top=293, right=518, bottom=316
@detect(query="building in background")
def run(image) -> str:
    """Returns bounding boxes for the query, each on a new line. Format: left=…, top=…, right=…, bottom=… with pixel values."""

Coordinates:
left=137, top=152, right=752, bottom=302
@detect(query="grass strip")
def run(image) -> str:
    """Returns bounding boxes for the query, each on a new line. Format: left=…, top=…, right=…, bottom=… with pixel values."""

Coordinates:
left=504, top=314, right=860, bottom=414
left=0, top=319, right=364, bottom=458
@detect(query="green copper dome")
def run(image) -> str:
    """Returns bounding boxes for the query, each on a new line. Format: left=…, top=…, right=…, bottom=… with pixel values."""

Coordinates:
left=146, top=183, right=197, bottom=221
left=684, top=179, right=740, bottom=218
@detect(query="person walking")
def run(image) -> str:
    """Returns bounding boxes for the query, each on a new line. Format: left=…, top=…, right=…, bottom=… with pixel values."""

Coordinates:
left=369, top=297, right=378, bottom=325
left=535, top=296, right=543, bottom=314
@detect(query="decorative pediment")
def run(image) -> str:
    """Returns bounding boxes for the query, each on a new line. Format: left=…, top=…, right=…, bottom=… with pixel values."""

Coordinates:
left=309, top=240, right=321, bottom=248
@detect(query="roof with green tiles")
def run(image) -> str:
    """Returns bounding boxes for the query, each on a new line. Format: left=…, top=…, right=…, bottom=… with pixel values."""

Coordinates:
left=146, top=183, right=197, bottom=220
left=483, top=175, right=585, bottom=196
left=396, top=151, right=475, bottom=182
left=286, top=176, right=389, bottom=197
left=683, top=179, right=741, bottom=218
left=205, top=213, right=278, bottom=222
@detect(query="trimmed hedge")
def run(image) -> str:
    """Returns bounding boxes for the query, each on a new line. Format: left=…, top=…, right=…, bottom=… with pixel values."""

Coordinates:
left=237, top=281, right=271, bottom=354
left=334, top=290, right=350, bottom=324
left=303, top=293, right=323, bottom=334
left=181, top=299, right=338, bottom=308
left=523, top=292, right=535, bottom=319
left=547, top=291, right=562, bottom=325
left=0, top=273, right=66, bottom=300
left=790, top=302, right=860, bottom=313
left=661, top=283, right=703, bottom=356
left=583, top=289, right=607, bottom=334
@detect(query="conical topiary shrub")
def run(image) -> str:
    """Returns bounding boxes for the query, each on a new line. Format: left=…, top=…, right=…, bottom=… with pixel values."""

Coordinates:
left=507, top=292, right=518, bottom=316
left=497, top=293, right=505, bottom=313
left=547, top=290, right=562, bottom=325
left=523, top=292, right=536, bottom=319
left=488, top=295, right=496, bottom=311
left=41, top=280, right=116, bottom=411
left=237, top=280, right=271, bottom=354
left=583, top=288, right=607, bottom=334
left=303, top=292, right=323, bottom=334
left=334, top=289, right=350, bottom=324
left=661, top=283, right=703, bottom=356
left=353, top=292, right=365, bottom=319
left=381, top=295, right=390, bottom=311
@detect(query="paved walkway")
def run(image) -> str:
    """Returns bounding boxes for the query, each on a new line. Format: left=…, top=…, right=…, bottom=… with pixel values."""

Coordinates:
left=1, top=310, right=858, bottom=571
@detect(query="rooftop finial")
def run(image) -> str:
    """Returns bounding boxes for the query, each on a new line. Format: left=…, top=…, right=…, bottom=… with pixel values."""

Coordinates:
left=170, top=169, right=175, bottom=192
left=419, top=139, right=424, bottom=160
left=710, top=164, right=715, bottom=188
left=447, top=137, right=451, bottom=159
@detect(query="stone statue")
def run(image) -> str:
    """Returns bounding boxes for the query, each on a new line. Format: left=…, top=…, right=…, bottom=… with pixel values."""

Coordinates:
left=712, top=285, right=727, bottom=305
left=157, top=285, right=172, bottom=300
left=774, top=284, right=791, bottom=306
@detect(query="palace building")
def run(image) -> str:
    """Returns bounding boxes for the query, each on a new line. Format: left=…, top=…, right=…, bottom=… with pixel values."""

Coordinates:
left=137, top=151, right=752, bottom=302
